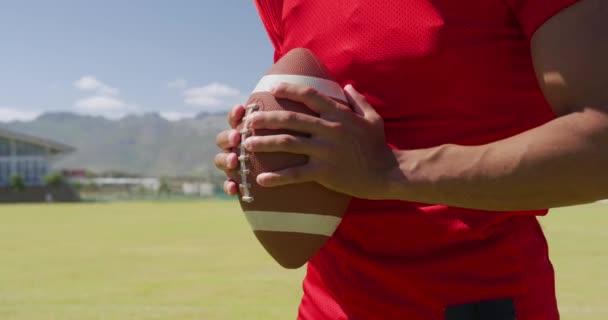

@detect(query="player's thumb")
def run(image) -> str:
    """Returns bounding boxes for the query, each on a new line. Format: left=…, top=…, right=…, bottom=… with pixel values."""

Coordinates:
left=344, top=84, right=380, bottom=121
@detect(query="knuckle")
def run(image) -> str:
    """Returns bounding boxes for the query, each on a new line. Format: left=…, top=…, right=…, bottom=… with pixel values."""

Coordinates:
left=245, top=137, right=257, bottom=149
left=284, top=112, right=299, bottom=123
left=312, top=117, right=326, bottom=128
left=369, top=112, right=383, bottom=123
left=327, top=121, right=344, bottom=131
left=273, top=83, right=288, bottom=94
left=302, top=86, right=319, bottom=98
left=335, top=102, right=351, bottom=112
left=248, top=113, right=259, bottom=127
left=326, top=121, right=346, bottom=136
left=371, top=115, right=385, bottom=127
left=278, top=135, right=295, bottom=147
left=215, top=132, right=226, bottom=147
left=223, top=181, right=232, bottom=194
left=228, top=106, right=241, bottom=126
left=219, top=130, right=238, bottom=148
left=214, top=154, right=225, bottom=168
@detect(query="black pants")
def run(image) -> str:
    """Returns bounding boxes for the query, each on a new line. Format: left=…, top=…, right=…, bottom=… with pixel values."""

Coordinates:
left=445, top=298, right=516, bottom=320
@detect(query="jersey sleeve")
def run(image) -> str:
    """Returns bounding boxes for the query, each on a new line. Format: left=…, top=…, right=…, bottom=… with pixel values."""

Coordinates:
left=504, top=0, right=581, bottom=39
left=254, top=0, right=285, bottom=62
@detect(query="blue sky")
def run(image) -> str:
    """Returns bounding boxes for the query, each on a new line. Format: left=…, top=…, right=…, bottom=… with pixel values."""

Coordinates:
left=0, top=0, right=274, bottom=121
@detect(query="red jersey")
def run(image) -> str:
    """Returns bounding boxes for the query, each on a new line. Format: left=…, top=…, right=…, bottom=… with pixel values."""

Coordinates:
left=254, top=0, right=579, bottom=319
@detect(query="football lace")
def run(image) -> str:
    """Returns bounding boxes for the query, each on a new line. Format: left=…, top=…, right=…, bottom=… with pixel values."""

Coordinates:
left=238, top=103, right=259, bottom=203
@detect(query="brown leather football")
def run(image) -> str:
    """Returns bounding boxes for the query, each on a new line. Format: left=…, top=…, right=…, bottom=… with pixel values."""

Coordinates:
left=232, top=48, right=352, bottom=269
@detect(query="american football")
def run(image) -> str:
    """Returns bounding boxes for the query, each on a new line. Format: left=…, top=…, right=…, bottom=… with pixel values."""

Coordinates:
left=232, top=48, right=352, bottom=269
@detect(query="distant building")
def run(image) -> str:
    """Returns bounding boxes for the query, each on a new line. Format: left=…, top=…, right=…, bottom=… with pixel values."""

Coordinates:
left=68, top=176, right=162, bottom=193
left=0, top=128, right=74, bottom=186
left=182, top=182, right=215, bottom=197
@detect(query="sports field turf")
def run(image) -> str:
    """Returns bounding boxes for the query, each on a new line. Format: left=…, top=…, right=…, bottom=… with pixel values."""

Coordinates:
left=0, top=200, right=605, bottom=319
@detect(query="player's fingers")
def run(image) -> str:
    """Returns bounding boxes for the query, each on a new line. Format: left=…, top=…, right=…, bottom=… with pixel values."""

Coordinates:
left=244, top=134, right=323, bottom=157
left=223, top=180, right=239, bottom=196
left=271, top=82, right=339, bottom=115
left=344, top=84, right=380, bottom=122
left=248, top=111, right=336, bottom=136
left=228, top=104, right=246, bottom=129
left=256, top=165, right=316, bottom=187
left=214, top=152, right=239, bottom=171
left=215, top=129, right=240, bottom=151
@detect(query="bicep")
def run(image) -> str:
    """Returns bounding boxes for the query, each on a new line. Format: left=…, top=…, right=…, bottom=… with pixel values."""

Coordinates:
left=531, top=0, right=608, bottom=116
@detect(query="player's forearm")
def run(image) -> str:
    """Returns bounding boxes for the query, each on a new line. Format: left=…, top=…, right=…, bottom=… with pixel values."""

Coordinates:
left=387, top=108, right=608, bottom=211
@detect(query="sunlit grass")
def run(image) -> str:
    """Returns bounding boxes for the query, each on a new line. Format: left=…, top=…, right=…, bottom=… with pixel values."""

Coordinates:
left=0, top=201, right=304, bottom=320
left=0, top=201, right=605, bottom=319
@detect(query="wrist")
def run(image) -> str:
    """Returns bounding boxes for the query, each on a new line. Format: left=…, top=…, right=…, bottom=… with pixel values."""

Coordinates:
left=383, top=144, right=488, bottom=204
left=381, top=149, right=412, bottom=201
left=374, top=144, right=467, bottom=202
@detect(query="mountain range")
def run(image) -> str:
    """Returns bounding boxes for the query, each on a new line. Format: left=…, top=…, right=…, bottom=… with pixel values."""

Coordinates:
left=1, top=112, right=229, bottom=178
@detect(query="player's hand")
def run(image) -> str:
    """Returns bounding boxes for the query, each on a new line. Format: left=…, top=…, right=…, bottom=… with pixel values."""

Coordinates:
left=214, top=104, right=246, bottom=196
left=245, top=84, right=399, bottom=200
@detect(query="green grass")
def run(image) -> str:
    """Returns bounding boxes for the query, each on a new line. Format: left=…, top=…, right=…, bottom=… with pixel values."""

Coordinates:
left=0, top=201, right=605, bottom=319
left=540, top=204, right=608, bottom=320
left=0, top=201, right=305, bottom=320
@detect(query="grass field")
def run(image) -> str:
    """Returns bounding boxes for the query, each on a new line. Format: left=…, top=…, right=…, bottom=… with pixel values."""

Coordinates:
left=0, top=201, right=605, bottom=320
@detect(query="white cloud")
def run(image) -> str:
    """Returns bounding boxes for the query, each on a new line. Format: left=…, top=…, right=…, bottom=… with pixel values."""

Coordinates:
left=73, top=75, right=133, bottom=119
left=72, top=98, right=135, bottom=119
left=75, top=95, right=128, bottom=112
left=183, top=83, right=241, bottom=110
left=74, top=75, right=119, bottom=95
left=167, top=78, right=188, bottom=89
left=0, top=107, right=41, bottom=122
left=160, top=111, right=196, bottom=121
